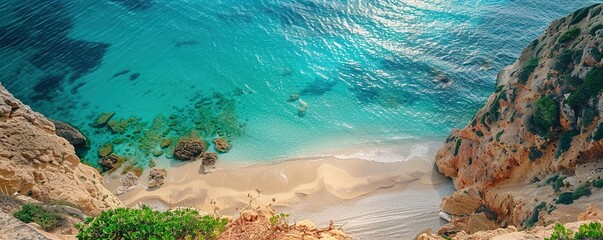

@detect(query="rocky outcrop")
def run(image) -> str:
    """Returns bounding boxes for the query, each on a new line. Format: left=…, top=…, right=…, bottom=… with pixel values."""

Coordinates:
left=173, top=139, right=206, bottom=160
left=50, top=120, right=89, bottom=151
left=213, top=138, right=230, bottom=153
left=436, top=4, right=603, bottom=235
left=148, top=168, right=167, bottom=188
left=0, top=84, right=122, bottom=216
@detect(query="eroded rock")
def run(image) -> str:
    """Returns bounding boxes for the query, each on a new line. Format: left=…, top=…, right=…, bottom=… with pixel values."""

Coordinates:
left=173, top=139, right=205, bottom=160
left=148, top=168, right=167, bottom=188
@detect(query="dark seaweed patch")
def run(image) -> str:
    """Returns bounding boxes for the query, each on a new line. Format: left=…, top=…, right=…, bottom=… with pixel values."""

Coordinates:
left=130, top=73, right=140, bottom=81
left=30, top=40, right=110, bottom=80
left=31, top=75, right=65, bottom=101
left=299, top=77, right=337, bottom=96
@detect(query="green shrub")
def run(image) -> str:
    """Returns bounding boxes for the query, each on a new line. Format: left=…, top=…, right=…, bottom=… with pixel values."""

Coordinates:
left=594, top=179, right=603, bottom=188
left=556, top=192, right=574, bottom=205
left=594, top=122, right=603, bottom=141
left=546, top=223, right=573, bottom=240
left=553, top=176, right=567, bottom=192
left=555, top=49, right=574, bottom=74
left=581, top=106, right=597, bottom=127
left=13, top=204, right=65, bottom=231
left=591, top=24, right=603, bottom=36
left=570, top=4, right=597, bottom=25
left=575, top=222, right=603, bottom=239
left=559, top=27, right=581, bottom=43
left=475, top=130, right=483, bottom=137
left=547, top=222, right=603, bottom=240
left=567, top=68, right=603, bottom=111
left=518, top=58, right=539, bottom=84
left=592, top=48, right=602, bottom=63
left=453, top=139, right=462, bottom=157
left=572, top=182, right=592, bottom=200
left=529, top=96, right=559, bottom=136
left=546, top=175, right=560, bottom=184
left=526, top=202, right=546, bottom=228
left=556, top=130, right=579, bottom=158
left=529, top=146, right=543, bottom=162
left=76, top=206, right=227, bottom=240
left=496, top=130, right=504, bottom=142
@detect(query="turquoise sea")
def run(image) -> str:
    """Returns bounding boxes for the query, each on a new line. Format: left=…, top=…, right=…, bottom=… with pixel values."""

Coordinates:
left=0, top=0, right=598, bottom=167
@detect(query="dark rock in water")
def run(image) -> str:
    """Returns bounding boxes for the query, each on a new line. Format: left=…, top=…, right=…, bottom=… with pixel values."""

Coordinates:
left=109, top=0, right=154, bottom=11
left=99, top=154, right=122, bottom=171
left=173, top=139, right=206, bottom=161
left=175, top=41, right=198, bottom=47
left=113, top=70, right=130, bottom=78
left=299, top=77, right=337, bottom=96
left=51, top=119, right=89, bottom=151
left=213, top=138, right=230, bottom=153
left=129, top=73, right=140, bottom=81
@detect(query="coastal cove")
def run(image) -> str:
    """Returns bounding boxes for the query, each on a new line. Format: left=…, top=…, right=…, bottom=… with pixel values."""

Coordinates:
left=2, top=1, right=603, bottom=240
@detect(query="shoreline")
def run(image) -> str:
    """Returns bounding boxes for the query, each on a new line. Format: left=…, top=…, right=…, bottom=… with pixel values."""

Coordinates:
left=104, top=155, right=451, bottom=211
left=103, top=153, right=453, bottom=239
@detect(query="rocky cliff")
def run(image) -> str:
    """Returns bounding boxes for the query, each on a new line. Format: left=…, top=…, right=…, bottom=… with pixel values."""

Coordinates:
left=436, top=3, right=603, bottom=235
left=0, top=83, right=122, bottom=216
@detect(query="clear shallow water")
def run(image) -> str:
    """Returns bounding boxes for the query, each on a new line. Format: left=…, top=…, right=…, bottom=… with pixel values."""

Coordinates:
left=0, top=0, right=598, bottom=166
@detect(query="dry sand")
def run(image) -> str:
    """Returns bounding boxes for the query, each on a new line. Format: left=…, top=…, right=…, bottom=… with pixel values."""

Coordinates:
left=104, top=151, right=453, bottom=239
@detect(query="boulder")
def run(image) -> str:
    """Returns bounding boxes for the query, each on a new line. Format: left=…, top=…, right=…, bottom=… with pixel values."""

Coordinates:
left=173, top=139, right=205, bottom=160
left=99, top=154, right=122, bottom=171
left=201, top=152, right=218, bottom=166
left=50, top=120, right=89, bottom=150
left=440, top=187, right=483, bottom=216
left=148, top=168, right=167, bottom=188
left=116, top=171, right=139, bottom=195
left=93, top=112, right=115, bottom=127
left=160, top=138, right=172, bottom=148
left=213, top=138, right=230, bottom=153
left=98, top=143, right=114, bottom=157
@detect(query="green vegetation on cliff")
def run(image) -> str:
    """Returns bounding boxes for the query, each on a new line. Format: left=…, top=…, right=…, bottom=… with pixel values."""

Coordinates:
left=529, top=96, right=559, bottom=137
left=518, top=58, right=539, bottom=84
left=13, top=204, right=65, bottom=231
left=547, top=222, right=603, bottom=240
left=76, top=206, right=227, bottom=240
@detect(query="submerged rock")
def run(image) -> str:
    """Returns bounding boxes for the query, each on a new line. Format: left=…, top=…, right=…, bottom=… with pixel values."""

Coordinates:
left=112, top=69, right=130, bottom=78
left=99, top=154, right=122, bottom=171
left=213, top=138, right=230, bottom=153
left=108, top=119, right=129, bottom=134
left=148, top=168, right=167, bottom=188
left=160, top=138, right=172, bottom=148
left=93, top=112, right=115, bottom=127
left=98, top=143, right=114, bottom=157
left=173, top=139, right=205, bottom=160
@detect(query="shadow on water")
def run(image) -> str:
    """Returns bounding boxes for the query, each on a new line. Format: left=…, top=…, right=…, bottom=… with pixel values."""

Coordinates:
left=0, top=0, right=111, bottom=102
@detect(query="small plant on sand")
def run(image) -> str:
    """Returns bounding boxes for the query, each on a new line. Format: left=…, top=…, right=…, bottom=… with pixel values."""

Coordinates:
left=270, top=213, right=291, bottom=226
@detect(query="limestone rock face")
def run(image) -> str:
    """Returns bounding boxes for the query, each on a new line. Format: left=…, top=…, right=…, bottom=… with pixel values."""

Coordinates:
left=0, top=84, right=122, bottom=216
left=436, top=4, right=603, bottom=234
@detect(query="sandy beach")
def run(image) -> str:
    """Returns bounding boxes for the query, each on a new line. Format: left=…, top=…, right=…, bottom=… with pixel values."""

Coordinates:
left=104, top=150, right=453, bottom=239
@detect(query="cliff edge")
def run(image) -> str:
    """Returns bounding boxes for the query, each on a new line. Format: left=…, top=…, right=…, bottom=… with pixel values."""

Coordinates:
left=0, top=83, right=122, bottom=216
left=436, top=3, right=603, bottom=235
